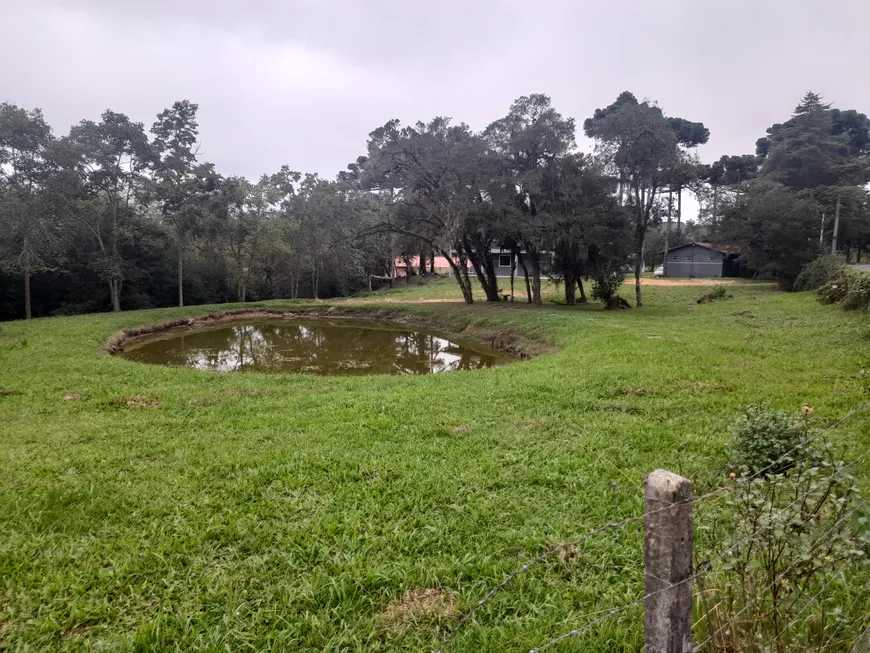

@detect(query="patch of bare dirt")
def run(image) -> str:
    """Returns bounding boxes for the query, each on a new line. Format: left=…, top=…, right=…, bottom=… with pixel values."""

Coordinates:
left=0, top=387, right=20, bottom=397
left=677, top=380, right=729, bottom=392
left=61, top=393, right=83, bottom=401
left=377, top=588, right=456, bottom=631
left=104, top=394, right=162, bottom=408
left=616, top=386, right=660, bottom=397
left=63, top=619, right=102, bottom=638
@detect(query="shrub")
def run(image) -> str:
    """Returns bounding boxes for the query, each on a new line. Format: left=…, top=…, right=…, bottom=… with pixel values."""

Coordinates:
left=697, top=285, right=730, bottom=304
left=728, top=405, right=807, bottom=476
left=817, top=267, right=870, bottom=311
left=793, top=255, right=845, bottom=292
left=841, top=267, right=870, bottom=311
left=591, top=262, right=628, bottom=309
left=817, top=279, right=847, bottom=305
left=700, top=440, right=870, bottom=653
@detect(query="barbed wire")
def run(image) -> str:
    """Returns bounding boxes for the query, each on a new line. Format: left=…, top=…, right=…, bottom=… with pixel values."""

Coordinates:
left=692, top=441, right=870, bottom=652
left=692, top=504, right=860, bottom=652
left=692, top=435, right=870, bottom=650
left=526, top=494, right=854, bottom=653
left=819, top=590, right=867, bottom=651
left=434, top=402, right=870, bottom=653
left=433, top=486, right=730, bottom=653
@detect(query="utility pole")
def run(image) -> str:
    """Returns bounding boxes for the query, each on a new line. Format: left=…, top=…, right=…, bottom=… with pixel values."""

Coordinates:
left=663, top=187, right=673, bottom=276
left=676, top=185, right=682, bottom=236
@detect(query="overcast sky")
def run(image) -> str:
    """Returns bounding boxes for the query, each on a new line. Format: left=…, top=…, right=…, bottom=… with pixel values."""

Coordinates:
left=2, top=0, right=869, bottom=202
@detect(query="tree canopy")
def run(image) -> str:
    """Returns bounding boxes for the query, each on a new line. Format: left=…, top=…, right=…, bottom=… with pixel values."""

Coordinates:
left=3, top=89, right=870, bottom=319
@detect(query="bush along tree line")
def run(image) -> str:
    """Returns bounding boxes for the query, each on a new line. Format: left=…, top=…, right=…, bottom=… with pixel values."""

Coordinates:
left=2, top=91, right=870, bottom=319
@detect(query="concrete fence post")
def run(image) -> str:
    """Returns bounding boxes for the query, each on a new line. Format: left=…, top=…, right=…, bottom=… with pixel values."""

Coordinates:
left=644, top=469, right=694, bottom=653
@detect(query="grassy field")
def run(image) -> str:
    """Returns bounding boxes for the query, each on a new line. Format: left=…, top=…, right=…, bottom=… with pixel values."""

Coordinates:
left=1, top=278, right=868, bottom=652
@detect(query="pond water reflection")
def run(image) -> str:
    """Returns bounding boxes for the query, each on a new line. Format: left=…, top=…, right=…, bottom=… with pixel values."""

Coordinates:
left=120, top=320, right=510, bottom=375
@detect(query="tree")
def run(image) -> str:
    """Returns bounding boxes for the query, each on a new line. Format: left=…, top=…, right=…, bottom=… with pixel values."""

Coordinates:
left=584, top=92, right=708, bottom=306
left=546, top=154, right=630, bottom=305
left=66, top=111, right=155, bottom=311
left=756, top=92, right=870, bottom=256
left=484, top=94, right=576, bottom=304
left=362, top=117, right=503, bottom=303
left=0, top=103, right=59, bottom=319
left=150, top=100, right=201, bottom=307
left=719, top=180, right=820, bottom=287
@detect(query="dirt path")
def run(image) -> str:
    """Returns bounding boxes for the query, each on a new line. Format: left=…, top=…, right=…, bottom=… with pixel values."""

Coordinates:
left=343, top=278, right=737, bottom=304
left=342, top=298, right=460, bottom=304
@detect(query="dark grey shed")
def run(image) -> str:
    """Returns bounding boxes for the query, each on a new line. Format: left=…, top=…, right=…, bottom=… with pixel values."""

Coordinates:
left=662, top=242, right=741, bottom=278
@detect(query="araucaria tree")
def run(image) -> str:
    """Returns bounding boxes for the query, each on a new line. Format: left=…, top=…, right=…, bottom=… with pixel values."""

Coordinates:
left=717, top=92, right=870, bottom=285
left=584, top=92, right=708, bottom=307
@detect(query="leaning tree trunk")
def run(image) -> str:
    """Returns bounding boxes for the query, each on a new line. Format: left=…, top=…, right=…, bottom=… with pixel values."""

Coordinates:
left=443, top=248, right=473, bottom=304
left=831, top=193, right=842, bottom=256
left=518, top=254, right=532, bottom=303
left=464, top=238, right=500, bottom=302
left=578, top=278, right=588, bottom=303
left=459, top=263, right=474, bottom=304
left=469, top=257, right=501, bottom=302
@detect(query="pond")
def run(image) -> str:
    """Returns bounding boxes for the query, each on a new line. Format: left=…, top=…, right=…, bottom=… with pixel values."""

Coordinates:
left=119, top=320, right=512, bottom=375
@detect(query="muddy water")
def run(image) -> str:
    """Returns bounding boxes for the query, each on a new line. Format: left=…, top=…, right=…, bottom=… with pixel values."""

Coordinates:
left=119, top=320, right=511, bottom=375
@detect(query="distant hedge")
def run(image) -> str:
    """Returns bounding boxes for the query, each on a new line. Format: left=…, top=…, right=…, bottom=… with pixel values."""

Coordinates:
left=818, top=266, right=870, bottom=312
left=793, top=255, right=845, bottom=292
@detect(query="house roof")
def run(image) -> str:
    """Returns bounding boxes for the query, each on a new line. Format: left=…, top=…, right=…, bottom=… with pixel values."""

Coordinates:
left=664, top=241, right=741, bottom=255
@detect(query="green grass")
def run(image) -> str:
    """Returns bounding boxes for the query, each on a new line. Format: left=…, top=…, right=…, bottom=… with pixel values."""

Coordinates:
left=1, top=279, right=868, bottom=652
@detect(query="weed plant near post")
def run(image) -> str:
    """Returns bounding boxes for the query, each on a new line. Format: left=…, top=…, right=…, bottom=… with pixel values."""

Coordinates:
left=698, top=406, right=870, bottom=653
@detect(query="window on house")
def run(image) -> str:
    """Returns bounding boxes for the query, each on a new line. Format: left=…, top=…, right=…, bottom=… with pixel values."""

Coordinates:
left=498, top=254, right=512, bottom=267
left=710, top=256, right=717, bottom=261
left=671, top=255, right=678, bottom=261
left=685, top=256, right=692, bottom=261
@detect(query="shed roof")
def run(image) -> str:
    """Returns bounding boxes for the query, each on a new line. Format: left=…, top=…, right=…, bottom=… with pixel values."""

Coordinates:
left=664, top=241, right=740, bottom=255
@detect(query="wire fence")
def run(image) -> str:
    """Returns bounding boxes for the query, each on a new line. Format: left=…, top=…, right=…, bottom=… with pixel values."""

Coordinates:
left=434, top=402, right=870, bottom=653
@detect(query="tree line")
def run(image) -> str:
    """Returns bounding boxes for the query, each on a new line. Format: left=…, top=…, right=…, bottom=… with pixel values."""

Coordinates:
left=2, top=91, right=869, bottom=320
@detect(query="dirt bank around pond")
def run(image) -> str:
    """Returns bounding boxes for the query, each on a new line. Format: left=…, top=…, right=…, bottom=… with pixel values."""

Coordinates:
left=104, top=306, right=553, bottom=361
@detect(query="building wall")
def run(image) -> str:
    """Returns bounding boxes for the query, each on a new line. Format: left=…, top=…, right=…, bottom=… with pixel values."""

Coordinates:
left=665, top=245, right=724, bottom=278
left=491, top=252, right=552, bottom=278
